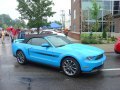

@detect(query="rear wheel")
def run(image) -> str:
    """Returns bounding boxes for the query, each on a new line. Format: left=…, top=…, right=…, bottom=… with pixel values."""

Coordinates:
left=16, top=50, right=27, bottom=65
left=61, top=57, right=81, bottom=77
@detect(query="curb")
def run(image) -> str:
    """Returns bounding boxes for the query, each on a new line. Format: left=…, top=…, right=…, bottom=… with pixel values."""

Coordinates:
left=105, top=52, right=114, bottom=53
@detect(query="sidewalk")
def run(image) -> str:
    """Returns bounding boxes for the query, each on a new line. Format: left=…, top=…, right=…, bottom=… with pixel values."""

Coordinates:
left=67, top=37, right=114, bottom=53
left=90, top=44, right=114, bottom=53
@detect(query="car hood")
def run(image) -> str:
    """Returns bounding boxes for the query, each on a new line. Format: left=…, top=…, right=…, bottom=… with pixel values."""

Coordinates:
left=59, top=43, right=104, bottom=56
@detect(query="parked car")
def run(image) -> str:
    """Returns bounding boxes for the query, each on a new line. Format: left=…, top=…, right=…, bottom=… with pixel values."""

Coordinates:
left=18, top=31, right=26, bottom=39
left=40, top=30, right=65, bottom=37
left=12, top=35, right=106, bottom=77
left=114, top=37, right=120, bottom=54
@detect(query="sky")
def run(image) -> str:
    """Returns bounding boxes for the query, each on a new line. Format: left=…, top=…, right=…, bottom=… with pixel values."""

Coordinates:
left=0, top=0, right=71, bottom=22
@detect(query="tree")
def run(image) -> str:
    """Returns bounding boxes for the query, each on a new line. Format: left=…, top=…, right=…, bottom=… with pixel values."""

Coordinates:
left=0, top=14, right=12, bottom=27
left=0, top=14, right=26, bottom=29
left=14, top=19, right=26, bottom=29
left=104, top=13, right=112, bottom=38
left=90, top=0, right=101, bottom=32
left=17, top=0, right=55, bottom=34
left=2, top=24, right=8, bottom=29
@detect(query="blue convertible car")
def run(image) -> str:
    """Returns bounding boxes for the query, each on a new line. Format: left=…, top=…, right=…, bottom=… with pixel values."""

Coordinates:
left=12, top=35, right=106, bottom=77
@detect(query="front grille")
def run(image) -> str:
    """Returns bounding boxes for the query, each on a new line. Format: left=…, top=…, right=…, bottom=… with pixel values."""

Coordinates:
left=95, top=54, right=103, bottom=60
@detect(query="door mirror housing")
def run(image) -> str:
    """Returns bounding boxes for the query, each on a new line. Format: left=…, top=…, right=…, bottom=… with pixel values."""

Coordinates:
left=41, top=43, right=50, bottom=47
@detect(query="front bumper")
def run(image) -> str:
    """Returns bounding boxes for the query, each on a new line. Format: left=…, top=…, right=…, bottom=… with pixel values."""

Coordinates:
left=80, top=54, right=106, bottom=72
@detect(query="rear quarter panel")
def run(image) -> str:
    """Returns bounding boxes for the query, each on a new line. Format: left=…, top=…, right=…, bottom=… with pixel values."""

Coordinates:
left=12, top=41, right=29, bottom=59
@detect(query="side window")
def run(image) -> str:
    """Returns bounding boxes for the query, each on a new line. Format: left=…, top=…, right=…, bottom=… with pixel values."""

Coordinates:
left=31, top=38, right=48, bottom=46
left=27, top=39, right=32, bottom=44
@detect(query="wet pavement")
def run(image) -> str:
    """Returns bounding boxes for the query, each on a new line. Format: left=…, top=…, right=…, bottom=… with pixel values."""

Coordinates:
left=0, top=37, right=120, bottom=90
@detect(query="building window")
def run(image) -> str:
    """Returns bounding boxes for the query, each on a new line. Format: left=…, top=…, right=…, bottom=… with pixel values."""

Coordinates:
left=73, top=24, right=76, bottom=31
left=114, top=1, right=120, bottom=15
left=74, top=9, right=76, bottom=19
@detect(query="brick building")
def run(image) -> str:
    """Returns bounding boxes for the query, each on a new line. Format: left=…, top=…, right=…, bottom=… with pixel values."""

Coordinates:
left=70, top=0, right=120, bottom=40
left=69, top=0, right=81, bottom=40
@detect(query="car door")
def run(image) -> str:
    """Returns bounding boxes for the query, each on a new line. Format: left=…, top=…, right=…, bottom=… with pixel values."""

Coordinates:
left=27, top=37, right=58, bottom=65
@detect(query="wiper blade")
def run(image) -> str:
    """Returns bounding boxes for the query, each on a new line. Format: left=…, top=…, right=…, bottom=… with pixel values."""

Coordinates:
left=58, top=45, right=65, bottom=47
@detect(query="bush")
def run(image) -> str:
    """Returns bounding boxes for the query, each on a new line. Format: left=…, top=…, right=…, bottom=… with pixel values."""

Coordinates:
left=102, top=30, right=107, bottom=38
left=111, top=36, right=116, bottom=41
left=81, top=37, right=103, bottom=44
left=80, top=32, right=115, bottom=44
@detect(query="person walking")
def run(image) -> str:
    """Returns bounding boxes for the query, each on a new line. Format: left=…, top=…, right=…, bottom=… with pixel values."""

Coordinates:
left=1, top=29, right=5, bottom=44
left=11, top=28, right=19, bottom=42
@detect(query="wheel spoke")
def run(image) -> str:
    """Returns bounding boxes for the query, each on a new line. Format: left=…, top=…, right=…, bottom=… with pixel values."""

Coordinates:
left=63, top=59, right=78, bottom=76
left=17, top=52, right=25, bottom=64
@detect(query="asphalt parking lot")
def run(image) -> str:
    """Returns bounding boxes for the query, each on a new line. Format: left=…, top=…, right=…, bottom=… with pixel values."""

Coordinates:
left=0, top=38, right=120, bottom=90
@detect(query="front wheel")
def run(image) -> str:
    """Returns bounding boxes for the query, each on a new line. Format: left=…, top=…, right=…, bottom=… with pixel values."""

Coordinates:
left=61, top=57, right=81, bottom=77
left=16, top=50, right=27, bottom=65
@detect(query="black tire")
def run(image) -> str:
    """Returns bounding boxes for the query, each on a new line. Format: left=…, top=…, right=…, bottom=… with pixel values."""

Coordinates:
left=114, top=50, right=120, bottom=54
left=16, top=50, right=27, bottom=65
left=61, top=57, right=81, bottom=77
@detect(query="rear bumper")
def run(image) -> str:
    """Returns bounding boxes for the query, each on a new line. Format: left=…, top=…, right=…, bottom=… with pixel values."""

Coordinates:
left=114, top=48, right=120, bottom=54
left=80, top=55, right=106, bottom=72
left=114, top=42, right=120, bottom=53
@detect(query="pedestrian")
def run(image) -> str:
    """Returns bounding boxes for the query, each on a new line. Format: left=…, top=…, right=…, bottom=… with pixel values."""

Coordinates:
left=11, top=28, right=18, bottom=42
left=9, top=30, right=13, bottom=42
left=1, top=29, right=5, bottom=44
left=16, top=28, right=21, bottom=38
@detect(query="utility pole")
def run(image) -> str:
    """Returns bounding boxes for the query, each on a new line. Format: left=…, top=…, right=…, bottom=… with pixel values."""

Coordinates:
left=61, top=10, right=65, bottom=30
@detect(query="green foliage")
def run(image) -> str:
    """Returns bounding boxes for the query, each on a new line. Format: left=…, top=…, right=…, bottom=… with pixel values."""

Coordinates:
left=81, top=33, right=102, bottom=44
left=104, top=14, right=112, bottom=38
left=14, top=19, right=26, bottom=28
left=102, top=29, right=107, bottom=38
left=81, top=37, right=102, bottom=44
left=111, top=36, right=116, bottom=41
left=81, top=33, right=115, bottom=44
left=91, top=0, right=100, bottom=20
left=0, top=14, right=12, bottom=27
left=2, top=24, right=8, bottom=29
left=90, top=0, right=100, bottom=32
left=0, top=14, right=26, bottom=28
left=17, top=0, right=55, bottom=33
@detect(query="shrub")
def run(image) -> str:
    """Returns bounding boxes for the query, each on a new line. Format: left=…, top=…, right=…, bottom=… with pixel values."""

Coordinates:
left=102, top=30, right=107, bottom=39
left=81, top=37, right=103, bottom=44
left=111, top=36, right=116, bottom=41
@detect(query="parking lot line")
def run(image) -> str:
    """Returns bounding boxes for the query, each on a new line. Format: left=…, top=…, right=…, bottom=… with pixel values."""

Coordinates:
left=101, top=68, right=120, bottom=71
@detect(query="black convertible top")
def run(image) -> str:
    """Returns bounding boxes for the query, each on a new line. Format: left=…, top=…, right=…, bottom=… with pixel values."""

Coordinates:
left=22, top=34, right=56, bottom=43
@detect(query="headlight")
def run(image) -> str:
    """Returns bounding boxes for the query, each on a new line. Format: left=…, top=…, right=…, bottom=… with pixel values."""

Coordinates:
left=86, top=56, right=95, bottom=60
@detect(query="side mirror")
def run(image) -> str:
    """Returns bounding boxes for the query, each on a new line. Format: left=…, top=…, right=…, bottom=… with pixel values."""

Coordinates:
left=41, top=43, right=50, bottom=48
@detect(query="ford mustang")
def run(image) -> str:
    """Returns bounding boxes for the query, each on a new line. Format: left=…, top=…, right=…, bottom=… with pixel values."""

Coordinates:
left=12, top=35, right=106, bottom=77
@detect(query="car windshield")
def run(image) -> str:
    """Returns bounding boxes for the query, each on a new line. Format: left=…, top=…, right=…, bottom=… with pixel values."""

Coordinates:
left=47, top=35, right=73, bottom=47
